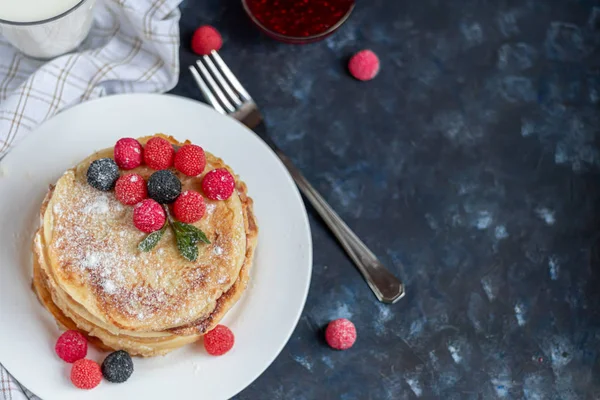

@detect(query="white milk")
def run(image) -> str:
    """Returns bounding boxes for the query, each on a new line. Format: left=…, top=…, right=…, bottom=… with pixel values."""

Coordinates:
left=0, top=0, right=96, bottom=59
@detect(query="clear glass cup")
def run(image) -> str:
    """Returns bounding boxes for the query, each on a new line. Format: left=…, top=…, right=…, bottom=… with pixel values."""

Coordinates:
left=0, top=0, right=96, bottom=59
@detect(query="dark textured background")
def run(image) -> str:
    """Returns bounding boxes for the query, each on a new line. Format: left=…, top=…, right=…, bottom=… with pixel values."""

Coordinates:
left=172, top=1, right=600, bottom=398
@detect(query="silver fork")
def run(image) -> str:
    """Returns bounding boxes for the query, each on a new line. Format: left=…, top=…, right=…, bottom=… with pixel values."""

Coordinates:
left=189, top=51, right=405, bottom=304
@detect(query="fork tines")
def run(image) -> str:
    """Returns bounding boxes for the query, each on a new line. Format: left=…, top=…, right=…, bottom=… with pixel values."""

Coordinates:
left=189, top=51, right=252, bottom=115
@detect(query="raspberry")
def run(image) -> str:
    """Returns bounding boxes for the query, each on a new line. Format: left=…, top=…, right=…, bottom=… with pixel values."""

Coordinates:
left=191, top=25, right=222, bottom=56
left=174, top=144, right=206, bottom=176
left=115, top=173, right=147, bottom=205
left=133, top=199, right=165, bottom=233
left=55, top=330, right=88, bottom=363
left=325, top=318, right=357, bottom=350
left=114, top=138, right=143, bottom=170
left=144, top=137, right=174, bottom=170
left=173, top=190, right=206, bottom=223
left=201, top=168, right=235, bottom=201
left=87, top=158, right=119, bottom=191
left=348, top=50, right=380, bottom=81
left=70, top=359, right=102, bottom=390
left=203, top=325, right=234, bottom=356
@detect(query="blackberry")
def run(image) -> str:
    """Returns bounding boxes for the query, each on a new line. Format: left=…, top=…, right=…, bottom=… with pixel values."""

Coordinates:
left=87, top=158, right=119, bottom=191
left=147, top=170, right=181, bottom=204
left=101, top=350, right=133, bottom=383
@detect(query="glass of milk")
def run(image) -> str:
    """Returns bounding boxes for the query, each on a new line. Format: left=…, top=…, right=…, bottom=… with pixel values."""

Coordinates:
left=0, top=0, right=96, bottom=59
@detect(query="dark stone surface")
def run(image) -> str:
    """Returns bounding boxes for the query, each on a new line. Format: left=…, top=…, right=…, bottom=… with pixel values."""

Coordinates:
left=172, top=1, right=600, bottom=398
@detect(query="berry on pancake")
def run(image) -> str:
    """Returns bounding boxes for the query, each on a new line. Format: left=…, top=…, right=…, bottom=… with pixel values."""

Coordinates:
left=86, top=158, right=119, bottom=191
left=173, top=190, right=206, bottom=223
left=114, top=138, right=143, bottom=170
left=147, top=170, right=182, bottom=204
left=115, top=173, right=147, bottom=205
left=174, top=144, right=206, bottom=176
left=144, top=137, right=174, bottom=170
left=201, top=168, right=235, bottom=201
left=133, top=199, right=166, bottom=233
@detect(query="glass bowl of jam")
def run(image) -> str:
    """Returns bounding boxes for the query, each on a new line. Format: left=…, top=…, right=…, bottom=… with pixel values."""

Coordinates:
left=242, top=0, right=355, bottom=44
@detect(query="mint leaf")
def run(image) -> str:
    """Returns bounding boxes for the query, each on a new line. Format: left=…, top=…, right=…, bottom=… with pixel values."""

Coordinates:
left=176, top=232, right=199, bottom=261
left=173, top=222, right=210, bottom=245
left=138, top=223, right=167, bottom=252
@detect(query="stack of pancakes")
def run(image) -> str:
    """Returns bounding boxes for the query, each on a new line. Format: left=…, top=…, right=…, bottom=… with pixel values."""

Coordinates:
left=32, top=135, right=258, bottom=357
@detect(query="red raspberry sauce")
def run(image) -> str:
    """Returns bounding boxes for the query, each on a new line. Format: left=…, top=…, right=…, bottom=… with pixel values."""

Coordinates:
left=245, top=0, right=354, bottom=37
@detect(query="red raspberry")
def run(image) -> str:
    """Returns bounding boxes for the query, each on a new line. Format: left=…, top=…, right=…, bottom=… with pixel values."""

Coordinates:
left=203, top=325, right=234, bottom=356
left=191, top=25, right=222, bottom=55
left=133, top=199, right=165, bottom=233
left=173, top=190, right=206, bottom=223
left=115, top=173, right=147, bottom=205
left=325, top=318, right=357, bottom=350
left=114, top=138, right=143, bottom=170
left=144, top=137, right=174, bottom=170
left=174, top=144, right=206, bottom=176
left=70, top=359, right=102, bottom=390
left=55, top=330, right=88, bottom=363
left=201, top=168, right=235, bottom=201
left=348, top=50, right=380, bottom=81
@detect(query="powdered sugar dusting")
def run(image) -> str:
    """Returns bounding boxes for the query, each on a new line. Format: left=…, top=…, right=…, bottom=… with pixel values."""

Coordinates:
left=213, top=246, right=223, bottom=256
left=206, top=203, right=216, bottom=215
left=83, top=195, right=110, bottom=214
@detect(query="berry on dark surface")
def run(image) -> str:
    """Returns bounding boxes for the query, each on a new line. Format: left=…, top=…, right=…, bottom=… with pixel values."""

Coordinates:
left=201, top=168, right=235, bottom=201
left=133, top=199, right=165, bottom=233
left=147, top=170, right=182, bottom=204
left=55, top=330, right=88, bottom=363
left=348, top=50, right=380, bottom=81
left=325, top=318, right=357, bottom=350
left=115, top=173, right=147, bottom=205
left=114, top=138, right=143, bottom=170
left=203, top=325, right=234, bottom=356
left=101, top=350, right=134, bottom=383
left=174, top=144, right=206, bottom=176
left=87, top=158, right=119, bottom=191
left=144, top=137, right=175, bottom=170
left=191, top=25, right=223, bottom=55
left=70, top=359, right=102, bottom=389
left=173, top=190, right=206, bottom=223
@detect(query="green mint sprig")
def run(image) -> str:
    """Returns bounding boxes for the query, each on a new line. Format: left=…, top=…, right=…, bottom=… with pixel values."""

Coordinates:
left=138, top=205, right=210, bottom=261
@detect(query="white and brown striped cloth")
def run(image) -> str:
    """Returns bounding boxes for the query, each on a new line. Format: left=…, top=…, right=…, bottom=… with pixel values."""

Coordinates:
left=0, top=0, right=182, bottom=398
left=0, top=0, right=182, bottom=161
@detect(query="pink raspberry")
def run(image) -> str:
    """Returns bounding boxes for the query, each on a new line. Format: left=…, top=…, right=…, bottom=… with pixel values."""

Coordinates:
left=55, top=330, right=88, bottom=363
left=115, top=173, right=147, bottom=205
left=70, top=359, right=102, bottom=390
left=325, top=318, right=357, bottom=350
left=133, top=199, right=165, bottom=233
left=173, top=190, right=206, bottom=223
left=174, top=144, right=206, bottom=176
left=348, top=50, right=380, bottom=81
left=191, top=25, right=223, bottom=55
left=144, top=137, right=174, bottom=170
left=201, top=168, right=235, bottom=201
left=114, top=138, right=143, bottom=170
left=204, top=325, right=234, bottom=356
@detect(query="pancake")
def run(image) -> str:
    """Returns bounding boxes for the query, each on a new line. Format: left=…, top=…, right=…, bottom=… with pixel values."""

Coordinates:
left=32, top=134, right=258, bottom=356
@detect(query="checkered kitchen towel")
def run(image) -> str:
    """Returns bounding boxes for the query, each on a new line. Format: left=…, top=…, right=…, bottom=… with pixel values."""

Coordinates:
left=0, top=0, right=182, bottom=397
left=0, top=0, right=182, bottom=160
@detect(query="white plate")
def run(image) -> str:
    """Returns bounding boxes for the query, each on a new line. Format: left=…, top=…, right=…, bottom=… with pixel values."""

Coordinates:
left=0, top=94, right=312, bottom=400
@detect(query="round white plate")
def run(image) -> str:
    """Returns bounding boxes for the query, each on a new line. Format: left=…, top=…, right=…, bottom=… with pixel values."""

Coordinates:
left=0, top=94, right=312, bottom=400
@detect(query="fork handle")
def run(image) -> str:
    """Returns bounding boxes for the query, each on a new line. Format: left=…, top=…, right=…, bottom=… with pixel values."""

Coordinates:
left=260, top=133, right=405, bottom=304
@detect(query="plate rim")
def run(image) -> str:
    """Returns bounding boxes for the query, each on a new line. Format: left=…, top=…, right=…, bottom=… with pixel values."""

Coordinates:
left=0, top=92, right=313, bottom=399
